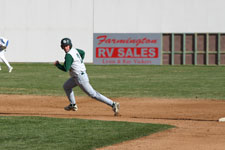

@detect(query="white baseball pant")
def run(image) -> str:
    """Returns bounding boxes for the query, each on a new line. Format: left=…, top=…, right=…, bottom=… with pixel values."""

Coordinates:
left=0, top=50, right=12, bottom=69
left=63, top=72, right=114, bottom=107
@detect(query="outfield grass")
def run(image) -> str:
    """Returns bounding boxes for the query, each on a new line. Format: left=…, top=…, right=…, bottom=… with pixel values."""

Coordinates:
left=0, top=63, right=225, bottom=99
left=0, top=116, right=173, bottom=150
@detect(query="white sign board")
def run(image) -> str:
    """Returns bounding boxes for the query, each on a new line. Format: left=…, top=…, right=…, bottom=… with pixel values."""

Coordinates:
left=93, top=33, right=161, bottom=65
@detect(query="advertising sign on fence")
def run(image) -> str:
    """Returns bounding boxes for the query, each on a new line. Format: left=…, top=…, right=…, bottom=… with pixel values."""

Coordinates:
left=93, top=33, right=161, bottom=65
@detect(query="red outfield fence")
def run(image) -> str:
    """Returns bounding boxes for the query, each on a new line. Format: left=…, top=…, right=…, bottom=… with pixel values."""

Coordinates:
left=163, top=33, right=225, bottom=65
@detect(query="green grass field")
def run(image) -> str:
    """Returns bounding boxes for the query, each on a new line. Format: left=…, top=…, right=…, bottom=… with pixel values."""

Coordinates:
left=0, top=116, right=173, bottom=150
left=0, top=63, right=224, bottom=149
left=0, top=63, right=225, bottom=99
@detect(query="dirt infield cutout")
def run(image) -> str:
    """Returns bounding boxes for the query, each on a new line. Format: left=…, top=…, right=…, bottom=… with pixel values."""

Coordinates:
left=1, top=94, right=225, bottom=150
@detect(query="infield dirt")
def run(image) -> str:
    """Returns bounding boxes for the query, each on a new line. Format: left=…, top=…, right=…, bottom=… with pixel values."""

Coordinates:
left=1, top=94, right=225, bottom=150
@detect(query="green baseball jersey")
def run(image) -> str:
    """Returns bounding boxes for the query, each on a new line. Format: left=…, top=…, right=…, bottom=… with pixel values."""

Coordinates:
left=56, top=48, right=86, bottom=76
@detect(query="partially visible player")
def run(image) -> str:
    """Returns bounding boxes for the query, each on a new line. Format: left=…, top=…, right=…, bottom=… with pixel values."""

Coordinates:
left=54, top=38, right=120, bottom=116
left=0, top=37, right=13, bottom=72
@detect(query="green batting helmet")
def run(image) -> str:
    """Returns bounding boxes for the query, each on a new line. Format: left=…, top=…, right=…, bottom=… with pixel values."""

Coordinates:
left=61, top=38, right=72, bottom=49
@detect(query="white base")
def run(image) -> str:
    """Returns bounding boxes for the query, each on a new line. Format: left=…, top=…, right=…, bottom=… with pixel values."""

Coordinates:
left=218, top=117, right=225, bottom=122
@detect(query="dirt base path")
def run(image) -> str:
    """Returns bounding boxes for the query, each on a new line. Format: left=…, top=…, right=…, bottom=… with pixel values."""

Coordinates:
left=1, top=94, right=225, bottom=150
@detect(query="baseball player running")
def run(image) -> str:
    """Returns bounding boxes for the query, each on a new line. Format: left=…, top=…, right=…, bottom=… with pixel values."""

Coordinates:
left=0, top=37, right=13, bottom=72
left=54, top=38, right=120, bottom=116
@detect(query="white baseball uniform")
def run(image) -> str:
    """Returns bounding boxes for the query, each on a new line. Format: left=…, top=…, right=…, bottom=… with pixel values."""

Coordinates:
left=0, top=37, right=13, bottom=72
left=56, top=48, right=114, bottom=107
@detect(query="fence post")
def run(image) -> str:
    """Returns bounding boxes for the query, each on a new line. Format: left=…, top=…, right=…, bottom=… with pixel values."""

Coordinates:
left=183, top=33, right=186, bottom=65
left=171, top=33, right=174, bottom=65
left=206, top=33, right=209, bottom=65
left=218, top=33, right=221, bottom=65
left=194, top=33, right=198, bottom=65
left=161, top=33, right=163, bottom=65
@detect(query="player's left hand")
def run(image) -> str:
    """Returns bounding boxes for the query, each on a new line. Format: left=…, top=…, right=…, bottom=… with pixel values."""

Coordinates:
left=0, top=45, right=6, bottom=50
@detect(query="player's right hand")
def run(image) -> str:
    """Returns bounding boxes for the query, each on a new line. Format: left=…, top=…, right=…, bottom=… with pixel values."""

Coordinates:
left=54, top=60, right=59, bottom=66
